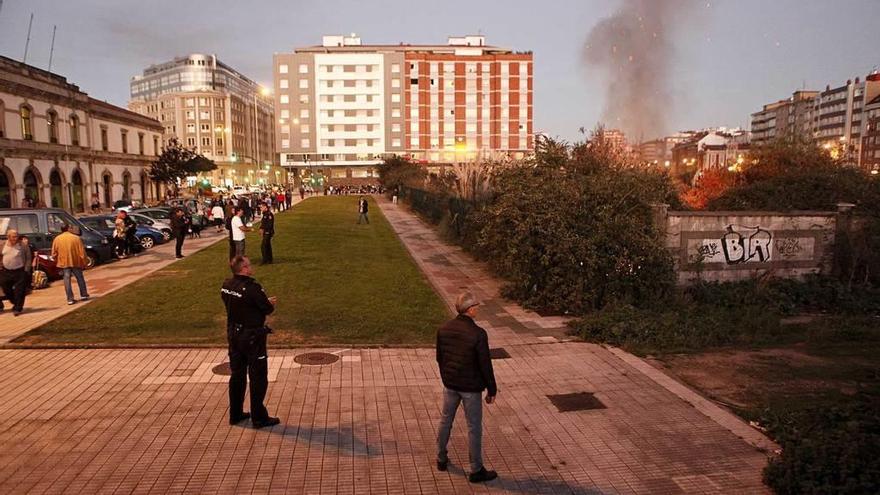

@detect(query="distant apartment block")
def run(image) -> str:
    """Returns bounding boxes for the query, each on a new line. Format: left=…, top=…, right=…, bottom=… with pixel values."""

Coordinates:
left=750, top=72, right=880, bottom=170
left=129, top=54, right=284, bottom=187
left=273, top=34, right=534, bottom=184
left=671, top=128, right=750, bottom=180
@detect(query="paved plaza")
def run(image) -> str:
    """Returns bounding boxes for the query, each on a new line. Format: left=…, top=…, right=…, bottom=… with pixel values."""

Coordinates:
left=0, top=198, right=775, bottom=494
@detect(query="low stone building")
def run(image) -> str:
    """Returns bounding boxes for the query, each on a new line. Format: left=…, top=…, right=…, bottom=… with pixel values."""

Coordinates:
left=0, top=55, right=164, bottom=211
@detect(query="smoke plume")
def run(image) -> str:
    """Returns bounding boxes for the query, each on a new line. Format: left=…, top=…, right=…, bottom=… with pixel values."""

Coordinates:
left=584, top=0, right=697, bottom=141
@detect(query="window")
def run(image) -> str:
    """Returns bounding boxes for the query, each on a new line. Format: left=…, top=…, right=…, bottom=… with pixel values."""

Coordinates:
left=392, top=79, right=400, bottom=88
left=391, top=93, right=401, bottom=103
left=121, top=129, right=128, bottom=153
left=138, top=133, right=145, bottom=155
left=69, top=115, right=80, bottom=145
left=301, top=124, right=309, bottom=134
left=100, top=126, right=108, bottom=151
left=300, top=109, right=309, bottom=118
left=186, top=110, right=195, bottom=119
left=391, top=108, right=401, bottom=118
left=201, top=137, right=211, bottom=147
left=46, top=110, right=58, bottom=143
left=392, top=123, right=401, bottom=132
left=187, top=137, right=196, bottom=146
left=280, top=79, right=289, bottom=89
left=200, top=123, right=210, bottom=132
left=279, top=64, right=288, bottom=74
left=187, top=123, right=196, bottom=133
left=20, top=105, right=33, bottom=140
left=392, top=138, right=401, bottom=147
left=299, top=64, right=308, bottom=74
left=391, top=63, right=400, bottom=73
left=299, top=94, right=309, bottom=104
left=153, top=136, right=159, bottom=155
left=301, top=138, right=310, bottom=147
left=299, top=79, right=308, bottom=89
left=280, top=95, right=289, bottom=104
left=281, top=109, right=290, bottom=119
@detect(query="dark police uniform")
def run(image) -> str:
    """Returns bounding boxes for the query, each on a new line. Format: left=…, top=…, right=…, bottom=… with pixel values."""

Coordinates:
left=260, top=210, right=274, bottom=264
left=221, top=274, right=275, bottom=424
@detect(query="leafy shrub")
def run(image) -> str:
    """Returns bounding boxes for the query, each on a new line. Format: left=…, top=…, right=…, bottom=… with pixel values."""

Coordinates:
left=470, top=142, right=681, bottom=314
left=762, top=396, right=880, bottom=495
left=572, top=302, right=783, bottom=353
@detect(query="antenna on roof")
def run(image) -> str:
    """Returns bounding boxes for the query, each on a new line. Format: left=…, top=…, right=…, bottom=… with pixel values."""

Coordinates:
left=23, top=13, right=34, bottom=63
left=48, top=25, right=57, bottom=72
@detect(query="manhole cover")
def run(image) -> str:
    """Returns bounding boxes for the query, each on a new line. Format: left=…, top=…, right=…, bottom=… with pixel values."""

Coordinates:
left=489, top=348, right=511, bottom=359
left=294, top=352, right=340, bottom=366
left=212, top=362, right=232, bottom=375
left=547, top=392, right=606, bottom=412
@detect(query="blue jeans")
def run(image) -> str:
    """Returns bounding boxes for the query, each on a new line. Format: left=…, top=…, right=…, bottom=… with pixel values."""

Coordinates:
left=62, top=268, right=89, bottom=302
left=437, top=387, right=483, bottom=473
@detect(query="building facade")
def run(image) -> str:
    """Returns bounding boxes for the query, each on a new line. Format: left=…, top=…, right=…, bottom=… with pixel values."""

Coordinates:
left=861, top=94, right=880, bottom=173
left=750, top=73, right=880, bottom=169
left=129, top=54, right=285, bottom=188
left=750, top=90, right=818, bottom=145
left=0, top=55, right=163, bottom=211
left=671, top=129, right=750, bottom=181
left=273, top=34, right=534, bottom=184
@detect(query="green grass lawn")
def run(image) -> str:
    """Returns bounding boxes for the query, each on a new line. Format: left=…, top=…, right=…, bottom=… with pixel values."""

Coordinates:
left=17, top=196, right=450, bottom=346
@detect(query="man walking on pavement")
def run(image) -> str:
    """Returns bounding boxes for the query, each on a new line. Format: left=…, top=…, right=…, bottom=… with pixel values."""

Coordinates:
left=51, top=224, right=91, bottom=305
left=258, top=202, right=274, bottom=265
left=221, top=255, right=280, bottom=428
left=435, top=291, right=498, bottom=483
left=1, top=229, right=31, bottom=316
left=171, top=207, right=190, bottom=259
left=230, top=207, right=251, bottom=259
left=357, top=196, right=369, bottom=224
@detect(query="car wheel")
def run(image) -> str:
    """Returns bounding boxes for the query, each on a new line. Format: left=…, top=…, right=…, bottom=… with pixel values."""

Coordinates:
left=140, top=236, right=155, bottom=249
left=85, top=251, right=98, bottom=269
left=161, top=229, right=172, bottom=240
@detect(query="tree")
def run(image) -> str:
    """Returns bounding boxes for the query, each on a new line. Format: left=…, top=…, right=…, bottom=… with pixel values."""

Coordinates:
left=682, top=168, right=738, bottom=209
left=149, top=137, right=216, bottom=196
left=376, top=155, right=426, bottom=191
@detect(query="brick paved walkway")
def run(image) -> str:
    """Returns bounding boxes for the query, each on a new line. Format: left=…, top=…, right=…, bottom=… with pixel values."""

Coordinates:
left=0, top=197, right=775, bottom=494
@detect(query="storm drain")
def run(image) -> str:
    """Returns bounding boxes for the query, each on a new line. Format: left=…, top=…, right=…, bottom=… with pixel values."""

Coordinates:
left=489, top=348, right=511, bottom=359
left=547, top=392, right=606, bottom=412
left=294, top=352, right=340, bottom=366
left=212, top=362, right=232, bottom=376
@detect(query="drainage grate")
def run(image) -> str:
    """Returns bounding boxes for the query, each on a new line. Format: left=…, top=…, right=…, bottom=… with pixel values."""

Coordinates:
left=212, top=362, right=232, bottom=376
left=294, top=352, right=340, bottom=366
left=489, top=348, right=511, bottom=359
left=547, top=392, right=606, bottom=412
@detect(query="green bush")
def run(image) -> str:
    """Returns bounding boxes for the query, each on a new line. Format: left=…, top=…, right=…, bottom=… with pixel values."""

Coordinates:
left=470, top=146, right=680, bottom=314
left=572, top=302, right=784, bottom=353
left=572, top=276, right=880, bottom=353
left=762, top=396, right=880, bottom=495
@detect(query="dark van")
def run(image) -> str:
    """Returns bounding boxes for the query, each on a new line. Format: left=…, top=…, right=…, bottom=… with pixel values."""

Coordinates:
left=0, top=208, right=113, bottom=268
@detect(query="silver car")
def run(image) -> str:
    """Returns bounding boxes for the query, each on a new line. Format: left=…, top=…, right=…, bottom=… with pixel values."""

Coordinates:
left=128, top=213, right=172, bottom=240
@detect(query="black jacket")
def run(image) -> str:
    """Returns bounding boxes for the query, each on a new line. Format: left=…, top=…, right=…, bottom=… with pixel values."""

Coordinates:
left=221, top=274, right=274, bottom=328
left=436, top=314, right=497, bottom=395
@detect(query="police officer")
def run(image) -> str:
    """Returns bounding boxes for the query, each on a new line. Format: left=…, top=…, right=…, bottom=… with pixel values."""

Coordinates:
left=259, top=202, right=274, bottom=265
left=221, top=255, right=280, bottom=428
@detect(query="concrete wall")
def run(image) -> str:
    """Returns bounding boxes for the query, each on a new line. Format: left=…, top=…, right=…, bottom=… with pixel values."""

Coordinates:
left=652, top=204, right=851, bottom=284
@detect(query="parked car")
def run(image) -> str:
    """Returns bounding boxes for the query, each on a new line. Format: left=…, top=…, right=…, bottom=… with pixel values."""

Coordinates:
left=128, top=213, right=172, bottom=240
left=79, top=215, right=166, bottom=250
left=132, top=207, right=172, bottom=222
left=0, top=208, right=113, bottom=268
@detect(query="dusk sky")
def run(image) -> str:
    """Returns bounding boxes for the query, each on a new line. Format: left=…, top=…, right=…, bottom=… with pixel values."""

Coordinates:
left=1, top=0, right=878, bottom=143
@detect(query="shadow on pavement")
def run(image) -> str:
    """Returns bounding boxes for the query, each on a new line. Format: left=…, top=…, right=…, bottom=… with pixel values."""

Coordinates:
left=269, top=424, right=381, bottom=457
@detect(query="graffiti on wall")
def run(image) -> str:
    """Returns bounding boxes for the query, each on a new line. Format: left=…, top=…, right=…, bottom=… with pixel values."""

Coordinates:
left=690, top=224, right=815, bottom=265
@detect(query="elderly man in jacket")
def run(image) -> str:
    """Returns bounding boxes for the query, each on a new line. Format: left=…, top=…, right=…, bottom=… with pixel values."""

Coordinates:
left=435, top=291, right=498, bottom=483
left=1, top=229, right=32, bottom=315
left=51, top=224, right=90, bottom=305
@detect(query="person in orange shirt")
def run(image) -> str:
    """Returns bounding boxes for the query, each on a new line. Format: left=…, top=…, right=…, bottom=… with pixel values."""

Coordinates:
left=51, top=224, right=91, bottom=305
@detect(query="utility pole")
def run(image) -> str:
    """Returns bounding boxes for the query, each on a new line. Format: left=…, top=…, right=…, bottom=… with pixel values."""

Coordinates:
left=23, top=13, right=34, bottom=63
left=48, top=25, right=57, bottom=72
